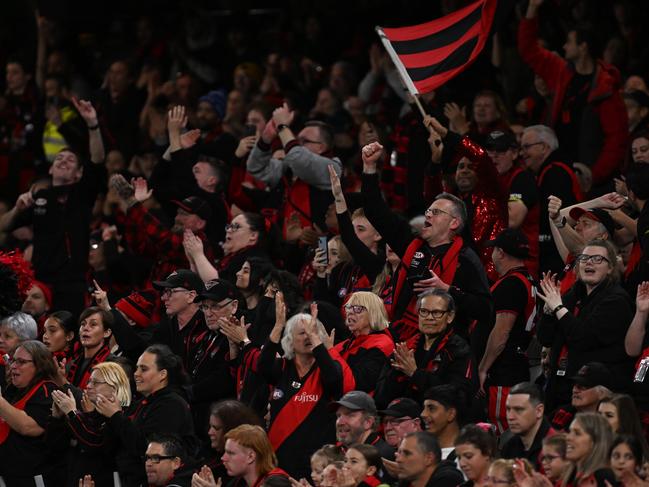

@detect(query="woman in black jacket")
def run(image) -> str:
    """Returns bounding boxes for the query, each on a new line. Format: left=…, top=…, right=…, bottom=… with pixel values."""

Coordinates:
left=375, top=289, right=478, bottom=409
left=94, top=344, right=197, bottom=487
left=537, top=239, right=634, bottom=411
left=49, top=361, right=132, bottom=486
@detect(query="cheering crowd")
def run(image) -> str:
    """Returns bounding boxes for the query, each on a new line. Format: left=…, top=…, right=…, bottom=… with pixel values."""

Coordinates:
left=2, top=0, right=649, bottom=486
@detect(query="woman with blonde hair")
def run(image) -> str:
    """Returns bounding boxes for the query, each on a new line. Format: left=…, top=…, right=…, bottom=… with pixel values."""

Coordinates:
left=333, top=291, right=394, bottom=393
left=48, top=360, right=132, bottom=486
left=561, top=412, right=616, bottom=487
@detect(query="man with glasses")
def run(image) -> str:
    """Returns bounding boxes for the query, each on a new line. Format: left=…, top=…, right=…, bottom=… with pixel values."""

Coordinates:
left=376, top=289, right=478, bottom=407
left=379, top=398, right=423, bottom=448
left=519, top=125, right=581, bottom=274
left=247, top=102, right=343, bottom=240
left=144, top=434, right=194, bottom=486
left=480, top=229, right=537, bottom=433
left=361, top=141, right=492, bottom=352
left=424, top=119, right=508, bottom=283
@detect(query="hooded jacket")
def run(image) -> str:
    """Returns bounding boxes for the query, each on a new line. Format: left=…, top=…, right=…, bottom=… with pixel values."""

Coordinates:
left=518, top=16, right=628, bottom=185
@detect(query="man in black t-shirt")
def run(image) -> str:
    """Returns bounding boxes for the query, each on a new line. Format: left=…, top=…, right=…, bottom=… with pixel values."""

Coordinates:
left=480, top=228, right=537, bottom=433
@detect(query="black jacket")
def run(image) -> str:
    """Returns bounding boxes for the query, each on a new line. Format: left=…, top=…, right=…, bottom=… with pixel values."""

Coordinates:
left=375, top=330, right=478, bottom=409
left=398, top=460, right=463, bottom=487
left=361, top=172, right=493, bottom=355
left=538, top=279, right=633, bottom=410
left=108, top=387, right=197, bottom=487
left=500, top=417, right=554, bottom=470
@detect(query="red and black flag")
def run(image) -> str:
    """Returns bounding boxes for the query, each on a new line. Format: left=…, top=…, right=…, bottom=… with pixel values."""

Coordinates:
left=376, top=0, right=511, bottom=94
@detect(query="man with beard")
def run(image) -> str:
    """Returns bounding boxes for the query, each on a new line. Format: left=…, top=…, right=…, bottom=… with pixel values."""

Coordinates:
left=110, top=174, right=213, bottom=283
left=332, top=390, right=394, bottom=459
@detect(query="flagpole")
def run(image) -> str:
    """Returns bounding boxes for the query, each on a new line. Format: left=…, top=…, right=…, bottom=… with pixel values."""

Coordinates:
left=375, top=26, right=428, bottom=120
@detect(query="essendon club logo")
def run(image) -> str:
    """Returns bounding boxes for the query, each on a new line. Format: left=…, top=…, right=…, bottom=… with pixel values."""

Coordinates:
left=293, top=392, right=320, bottom=403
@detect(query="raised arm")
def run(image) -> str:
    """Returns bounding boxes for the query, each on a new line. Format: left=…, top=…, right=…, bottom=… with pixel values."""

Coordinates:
left=183, top=230, right=219, bottom=282
left=626, top=282, right=649, bottom=357
left=548, top=196, right=573, bottom=262
left=72, top=97, right=105, bottom=164
left=0, top=192, right=34, bottom=232
left=361, top=142, right=413, bottom=257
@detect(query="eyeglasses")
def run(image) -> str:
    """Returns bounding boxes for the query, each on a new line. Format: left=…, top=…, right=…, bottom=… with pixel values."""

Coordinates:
left=200, top=300, right=233, bottom=313
left=424, top=207, right=454, bottom=218
left=384, top=417, right=414, bottom=426
left=87, top=378, right=109, bottom=386
left=576, top=254, right=609, bottom=265
left=344, top=304, right=367, bottom=314
left=9, top=358, right=34, bottom=367
left=162, top=288, right=189, bottom=297
left=418, top=308, right=449, bottom=319
left=520, top=141, right=545, bottom=151
left=298, top=137, right=324, bottom=145
left=541, top=454, right=562, bottom=463
left=225, top=223, right=246, bottom=232
left=144, top=454, right=177, bottom=464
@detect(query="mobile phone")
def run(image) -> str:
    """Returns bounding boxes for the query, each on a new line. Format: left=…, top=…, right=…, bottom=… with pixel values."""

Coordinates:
left=407, top=269, right=431, bottom=286
left=243, top=124, right=257, bottom=137
left=317, top=236, right=329, bottom=265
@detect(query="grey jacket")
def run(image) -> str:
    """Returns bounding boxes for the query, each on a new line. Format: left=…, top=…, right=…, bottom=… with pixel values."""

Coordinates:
left=247, top=142, right=342, bottom=191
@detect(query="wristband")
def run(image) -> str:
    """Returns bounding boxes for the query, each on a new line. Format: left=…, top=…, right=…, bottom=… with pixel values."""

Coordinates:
left=552, top=304, right=565, bottom=315
left=554, top=216, right=567, bottom=228
left=239, top=338, right=251, bottom=348
left=277, top=124, right=289, bottom=132
left=87, top=124, right=99, bottom=131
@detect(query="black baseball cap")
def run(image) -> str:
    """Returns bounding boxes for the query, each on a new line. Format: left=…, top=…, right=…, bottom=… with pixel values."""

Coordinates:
left=572, top=362, right=616, bottom=391
left=568, top=207, right=617, bottom=237
left=379, top=398, right=422, bottom=418
left=329, top=390, right=377, bottom=414
left=194, top=278, right=242, bottom=303
left=172, top=196, right=212, bottom=221
left=486, top=228, right=530, bottom=259
left=484, top=130, right=517, bottom=152
left=153, top=269, right=204, bottom=292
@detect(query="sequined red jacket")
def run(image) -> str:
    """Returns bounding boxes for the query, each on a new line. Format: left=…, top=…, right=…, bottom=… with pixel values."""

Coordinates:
left=425, top=132, right=507, bottom=281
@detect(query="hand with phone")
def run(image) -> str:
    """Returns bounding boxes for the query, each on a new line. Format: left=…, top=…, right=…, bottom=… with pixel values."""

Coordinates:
left=312, top=238, right=329, bottom=278
left=412, top=270, right=450, bottom=292
left=235, top=131, right=257, bottom=158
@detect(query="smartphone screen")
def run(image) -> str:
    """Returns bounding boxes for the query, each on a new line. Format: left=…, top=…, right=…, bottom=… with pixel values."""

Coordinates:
left=318, top=236, right=328, bottom=265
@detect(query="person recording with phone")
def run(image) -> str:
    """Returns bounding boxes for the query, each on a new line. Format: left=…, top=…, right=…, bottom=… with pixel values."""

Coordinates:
left=312, top=165, right=387, bottom=309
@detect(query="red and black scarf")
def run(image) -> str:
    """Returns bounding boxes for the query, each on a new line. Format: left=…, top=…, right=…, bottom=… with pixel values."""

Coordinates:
left=67, top=344, right=111, bottom=389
